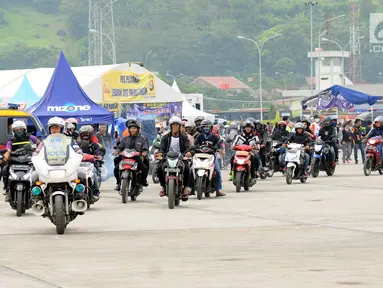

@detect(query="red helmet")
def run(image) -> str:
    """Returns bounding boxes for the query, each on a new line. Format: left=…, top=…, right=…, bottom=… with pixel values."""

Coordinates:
left=279, top=121, right=287, bottom=126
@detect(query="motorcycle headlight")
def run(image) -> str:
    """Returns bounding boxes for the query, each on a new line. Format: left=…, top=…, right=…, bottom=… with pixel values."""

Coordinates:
left=167, top=159, right=178, bottom=168
left=314, top=144, right=322, bottom=152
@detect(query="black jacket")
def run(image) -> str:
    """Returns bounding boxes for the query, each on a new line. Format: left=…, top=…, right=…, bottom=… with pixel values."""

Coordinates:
left=116, top=135, right=148, bottom=153
left=272, top=129, right=290, bottom=143
left=194, top=133, right=222, bottom=151
left=342, top=130, right=353, bottom=143
left=286, top=132, right=311, bottom=145
left=319, top=126, right=337, bottom=143
left=159, top=133, right=190, bottom=154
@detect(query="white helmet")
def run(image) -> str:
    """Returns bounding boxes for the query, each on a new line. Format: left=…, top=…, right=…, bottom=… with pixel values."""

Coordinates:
left=12, top=120, right=27, bottom=131
left=168, top=116, right=182, bottom=126
left=48, top=117, right=65, bottom=132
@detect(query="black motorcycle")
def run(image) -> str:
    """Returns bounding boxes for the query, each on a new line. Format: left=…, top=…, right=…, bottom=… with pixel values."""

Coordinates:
left=8, top=145, right=34, bottom=217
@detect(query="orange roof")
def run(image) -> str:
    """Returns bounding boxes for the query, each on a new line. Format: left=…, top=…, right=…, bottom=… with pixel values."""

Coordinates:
left=191, top=76, right=250, bottom=90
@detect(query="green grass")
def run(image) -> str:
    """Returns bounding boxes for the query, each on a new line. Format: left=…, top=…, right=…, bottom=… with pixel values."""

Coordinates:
left=0, top=7, right=71, bottom=48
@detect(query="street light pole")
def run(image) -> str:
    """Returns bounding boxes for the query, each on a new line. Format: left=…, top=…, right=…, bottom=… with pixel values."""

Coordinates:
left=305, top=2, right=317, bottom=98
left=322, top=38, right=344, bottom=86
left=238, top=34, right=282, bottom=122
left=166, top=73, right=184, bottom=82
left=318, top=15, right=345, bottom=91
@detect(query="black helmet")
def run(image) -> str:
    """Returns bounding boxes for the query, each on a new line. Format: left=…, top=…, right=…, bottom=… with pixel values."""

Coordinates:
left=254, top=119, right=263, bottom=130
left=194, top=116, right=205, bottom=125
left=201, top=119, right=213, bottom=132
left=126, top=119, right=141, bottom=130
left=322, top=116, right=332, bottom=127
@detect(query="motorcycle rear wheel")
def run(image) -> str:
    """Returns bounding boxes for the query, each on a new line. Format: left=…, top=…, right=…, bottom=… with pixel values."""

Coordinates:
left=54, top=195, right=66, bottom=235
left=363, top=157, right=372, bottom=176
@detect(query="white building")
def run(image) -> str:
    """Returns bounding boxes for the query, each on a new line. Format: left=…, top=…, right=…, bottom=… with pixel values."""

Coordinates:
left=183, top=93, right=203, bottom=111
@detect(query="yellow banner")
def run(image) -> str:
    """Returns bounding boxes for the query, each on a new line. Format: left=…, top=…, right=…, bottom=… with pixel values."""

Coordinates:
left=102, top=71, right=156, bottom=102
left=101, top=102, right=120, bottom=112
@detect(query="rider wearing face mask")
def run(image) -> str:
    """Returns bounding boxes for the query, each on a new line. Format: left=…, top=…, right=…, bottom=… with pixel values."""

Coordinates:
left=272, top=121, right=290, bottom=142
left=2, top=121, right=41, bottom=201
left=318, top=116, right=338, bottom=163
left=284, top=122, right=311, bottom=176
left=194, top=120, right=226, bottom=197
left=366, top=116, right=383, bottom=159
left=310, top=115, right=321, bottom=137
left=78, top=125, right=105, bottom=199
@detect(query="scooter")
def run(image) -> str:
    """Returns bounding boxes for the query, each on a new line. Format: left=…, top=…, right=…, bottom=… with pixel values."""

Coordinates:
left=118, top=149, right=143, bottom=203
left=285, top=143, right=308, bottom=185
left=232, top=144, right=255, bottom=192
left=364, top=136, right=383, bottom=176
left=311, top=138, right=336, bottom=178
left=192, top=145, right=218, bottom=200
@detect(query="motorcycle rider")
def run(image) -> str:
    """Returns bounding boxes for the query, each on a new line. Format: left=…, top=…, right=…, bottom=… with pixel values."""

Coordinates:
left=185, top=121, right=196, bottom=138
left=231, top=120, right=260, bottom=183
left=318, top=116, right=338, bottom=163
left=157, top=116, right=192, bottom=200
left=181, top=121, right=194, bottom=144
left=65, top=118, right=79, bottom=140
left=113, top=120, right=149, bottom=191
left=254, top=119, right=269, bottom=172
left=366, top=116, right=383, bottom=159
left=193, top=116, right=205, bottom=138
left=194, top=120, right=226, bottom=197
left=3, top=121, right=40, bottom=201
left=78, top=125, right=105, bottom=199
left=271, top=121, right=290, bottom=171
left=310, top=115, right=321, bottom=137
left=284, top=122, right=311, bottom=176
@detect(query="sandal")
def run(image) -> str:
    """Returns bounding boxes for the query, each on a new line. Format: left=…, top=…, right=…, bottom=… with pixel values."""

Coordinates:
left=159, top=187, right=166, bottom=197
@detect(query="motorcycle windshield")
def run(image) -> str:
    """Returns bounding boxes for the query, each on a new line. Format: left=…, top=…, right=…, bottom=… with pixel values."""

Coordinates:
left=43, top=134, right=70, bottom=166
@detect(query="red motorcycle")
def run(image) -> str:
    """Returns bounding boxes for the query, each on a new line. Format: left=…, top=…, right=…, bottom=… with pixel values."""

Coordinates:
left=232, top=145, right=254, bottom=192
left=364, top=136, right=383, bottom=176
left=118, top=149, right=143, bottom=203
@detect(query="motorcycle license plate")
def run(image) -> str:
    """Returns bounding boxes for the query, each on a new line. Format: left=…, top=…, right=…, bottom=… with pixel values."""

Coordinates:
left=11, top=165, right=30, bottom=170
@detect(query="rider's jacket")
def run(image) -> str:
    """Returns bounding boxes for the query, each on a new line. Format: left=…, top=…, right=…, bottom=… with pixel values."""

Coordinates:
left=79, top=140, right=105, bottom=156
left=255, top=129, right=268, bottom=144
left=160, top=133, right=190, bottom=154
left=318, top=126, right=337, bottom=143
left=286, top=132, right=311, bottom=145
left=6, top=134, right=37, bottom=152
left=194, top=132, right=222, bottom=151
left=366, top=127, right=383, bottom=139
left=231, top=133, right=259, bottom=148
left=272, top=129, right=289, bottom=143
left=116, top=134, right=148, bottom=154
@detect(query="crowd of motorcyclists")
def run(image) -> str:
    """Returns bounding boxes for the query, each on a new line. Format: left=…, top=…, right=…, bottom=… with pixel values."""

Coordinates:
left=2, top=113, right=382, bottom=212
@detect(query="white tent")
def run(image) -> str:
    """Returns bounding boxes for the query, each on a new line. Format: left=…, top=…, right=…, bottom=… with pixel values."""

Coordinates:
left=0, top=63, right=183, bottom=104
left=182, top=97, right=215, bottom=121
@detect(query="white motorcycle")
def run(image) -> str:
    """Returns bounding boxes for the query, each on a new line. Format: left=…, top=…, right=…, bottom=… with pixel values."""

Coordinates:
left=30, top=134, right=88, bottom=235
left=192, top=145, right=218, bottom=200
left=285, top=143, right=308, bottom=185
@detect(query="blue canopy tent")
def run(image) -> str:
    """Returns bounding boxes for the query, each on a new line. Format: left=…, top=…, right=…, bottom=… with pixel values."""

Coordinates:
left=28, top=51, right=113, bottom=125
left=302, top=85, right=382, bottom=111
left=10, top=76, right=40, bottom=108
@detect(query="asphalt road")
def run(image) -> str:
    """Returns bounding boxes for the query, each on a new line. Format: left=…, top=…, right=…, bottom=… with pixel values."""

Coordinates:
left=0, top=164, right=382, bottom=288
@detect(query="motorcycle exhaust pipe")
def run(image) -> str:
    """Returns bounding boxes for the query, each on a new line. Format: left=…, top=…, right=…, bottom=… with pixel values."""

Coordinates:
left=31, top=200, right=45, bottom=216
left=71, top=199, right=87, bottom=213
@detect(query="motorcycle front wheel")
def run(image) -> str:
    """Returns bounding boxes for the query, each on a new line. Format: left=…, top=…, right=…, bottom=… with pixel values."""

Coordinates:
left=121, top=177, right=131, bottom=204
left=196, top=176, right=205, bottom=200
left=286, top=167, right=293, bottom=185
left=167, top=178, right=176, bottom=209
left=363, top=157, right=373, bottom=176
left=16, top=190, right=23, bottom=217
left=54, top=195, right=66, bottom=235
left=311, top=159, right=320, bottom=178
left=235, top=171, right=242, bottom=192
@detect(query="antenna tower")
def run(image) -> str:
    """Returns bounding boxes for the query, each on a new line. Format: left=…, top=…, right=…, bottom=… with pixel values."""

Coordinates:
left=88, top=0, right=117, bottom=66
left=349, top=0, right=362, bottom=83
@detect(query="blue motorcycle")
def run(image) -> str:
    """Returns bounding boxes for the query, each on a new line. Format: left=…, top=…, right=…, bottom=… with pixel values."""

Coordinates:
left=311, top=138, right=336, bottom=178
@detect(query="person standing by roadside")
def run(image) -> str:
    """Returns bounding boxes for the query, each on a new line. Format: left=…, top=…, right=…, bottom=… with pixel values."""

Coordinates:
left=351, top=118, right=365, bottom=164
left=341, top=124, right=352, bottom=164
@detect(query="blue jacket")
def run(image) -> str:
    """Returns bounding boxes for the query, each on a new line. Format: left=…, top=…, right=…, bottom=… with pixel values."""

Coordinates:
left=366, top=127, right=383, bottom=139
